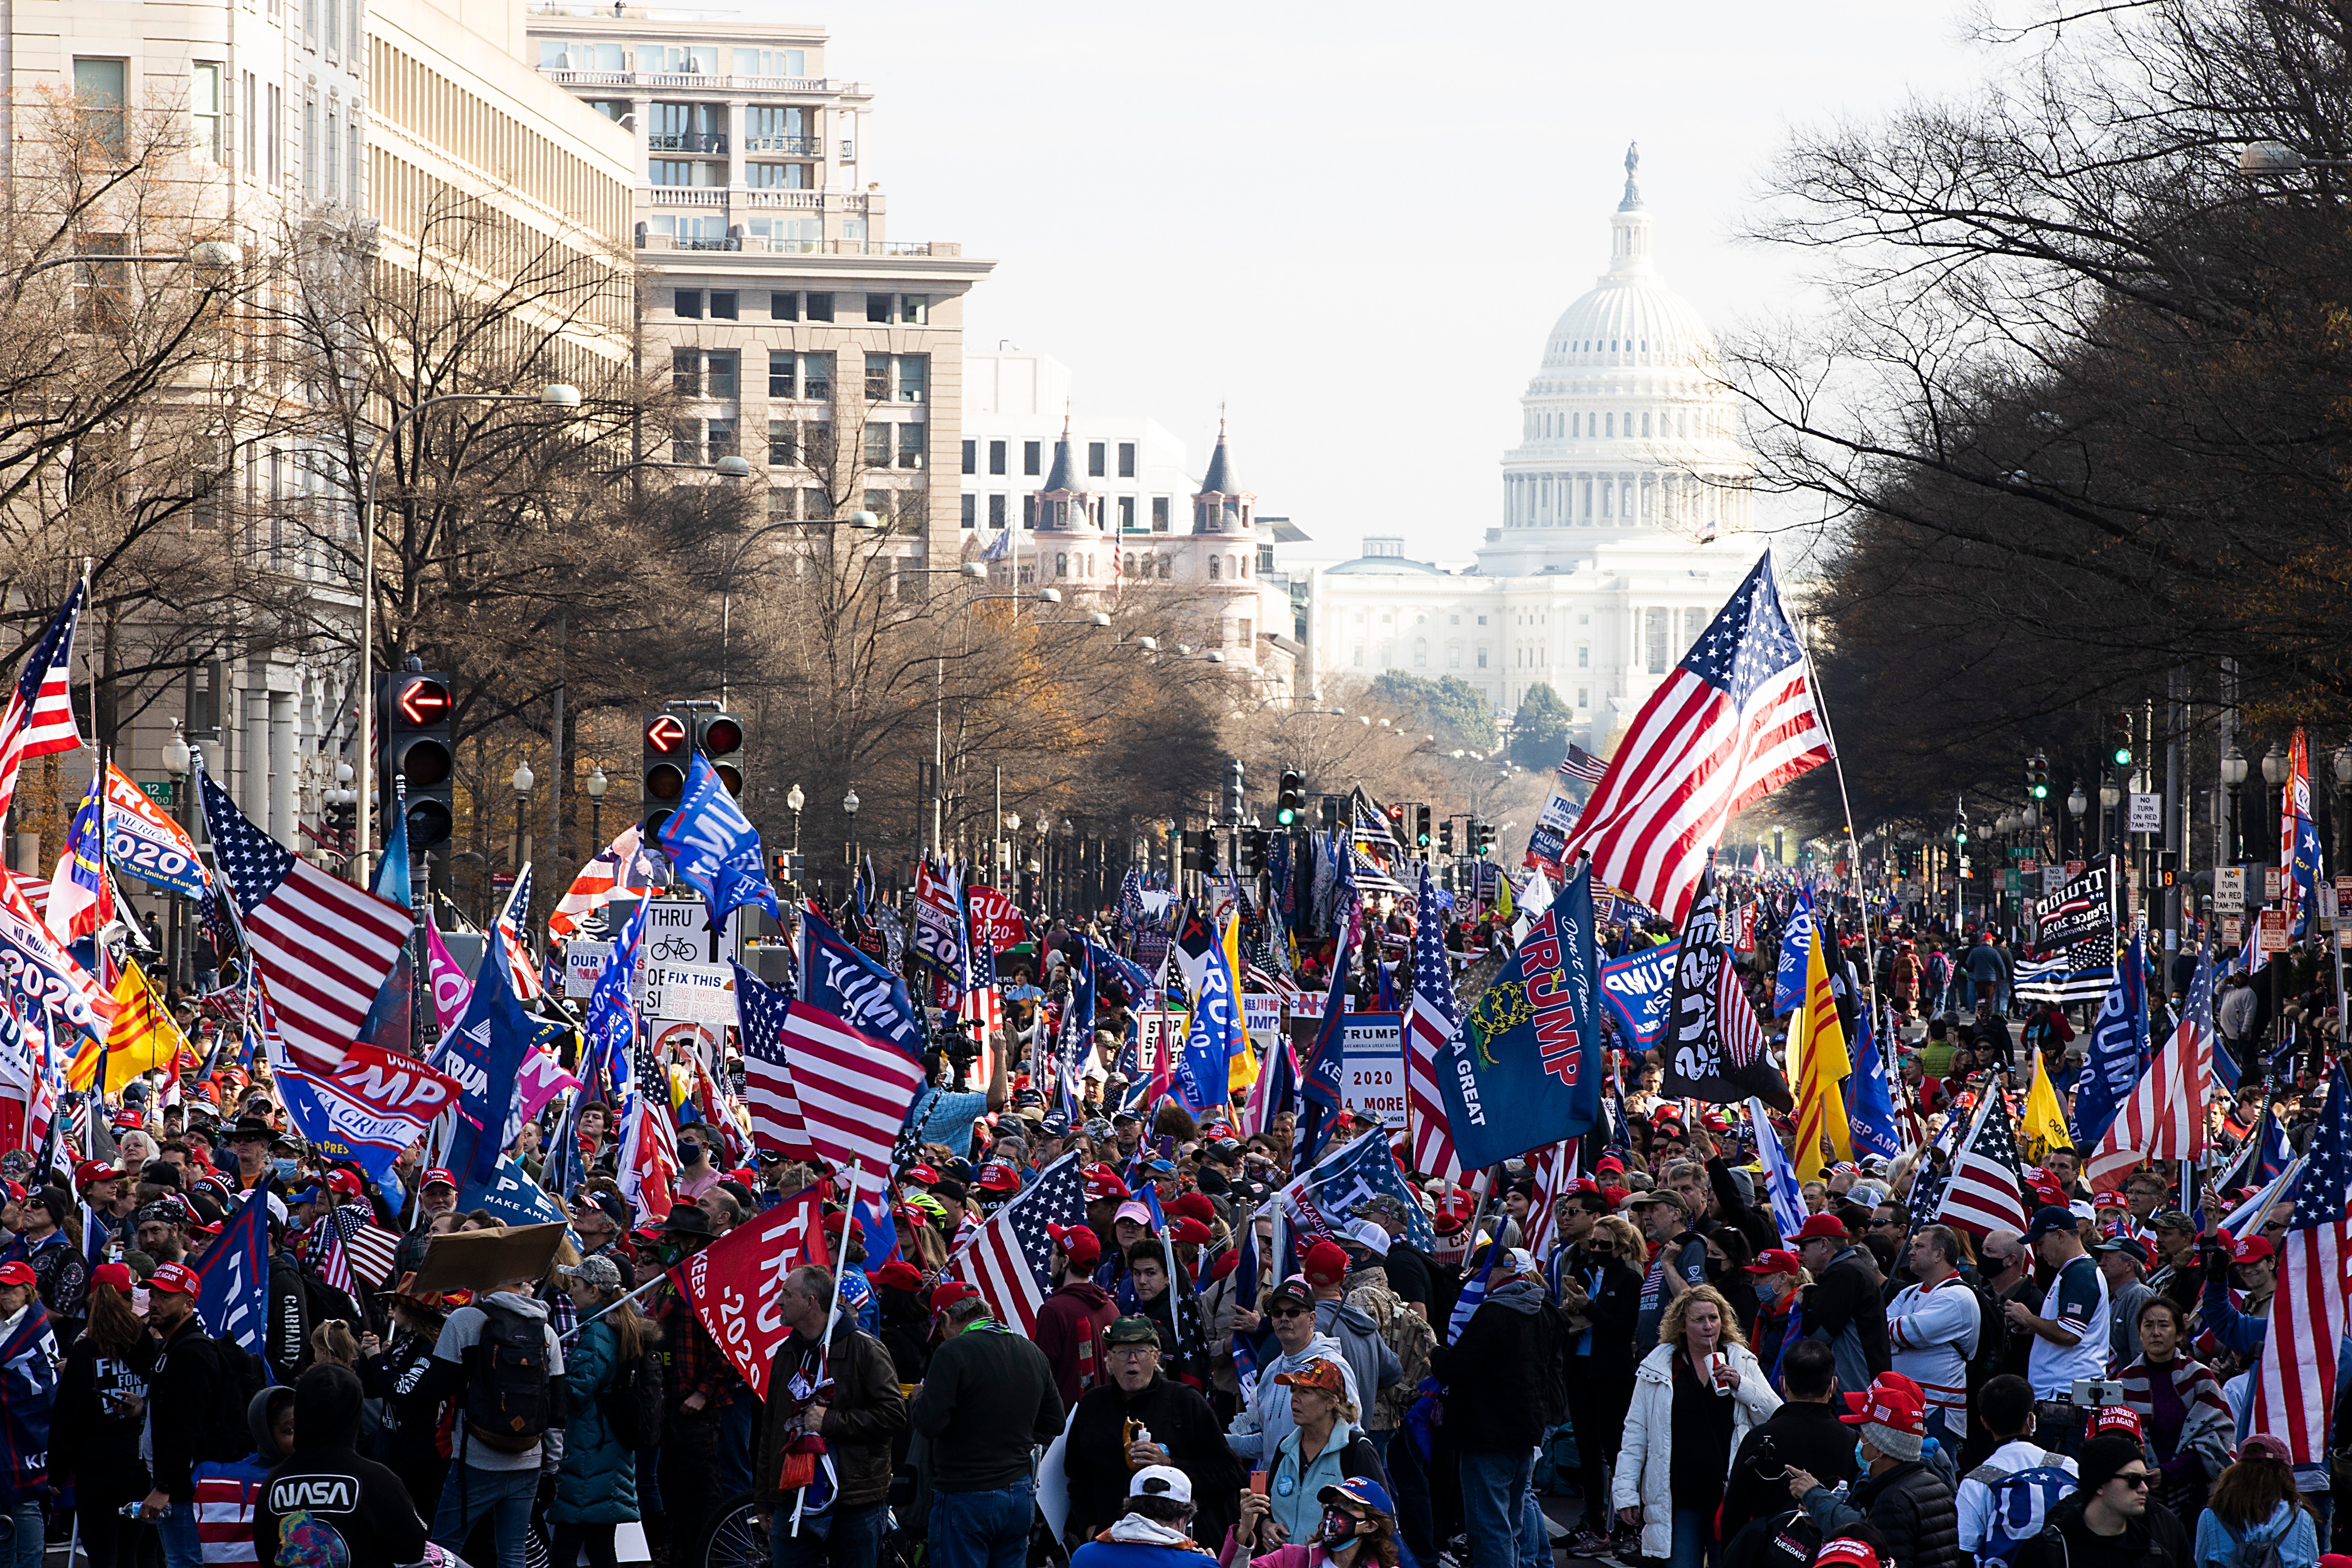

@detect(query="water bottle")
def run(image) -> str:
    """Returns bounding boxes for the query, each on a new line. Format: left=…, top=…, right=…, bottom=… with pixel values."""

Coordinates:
left=119, top=1502, right=167, bottom=1520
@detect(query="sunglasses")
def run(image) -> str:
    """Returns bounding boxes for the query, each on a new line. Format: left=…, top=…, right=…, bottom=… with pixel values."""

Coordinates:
left=1270, top=1305, right=1311, bottom=1319
left=2111, top=1472, right=2152, bottom=1490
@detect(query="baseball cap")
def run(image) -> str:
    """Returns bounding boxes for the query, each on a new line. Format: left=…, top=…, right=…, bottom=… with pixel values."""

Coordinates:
left=1113, top=1200, right=1154, bottom=1228
left=2023, top=1204, right=2080, bottom=1243
left=1743, top=1249, right=1803, bottom=1277
left=1169, top=1217, right=1214, bottom=1246
left=91, top=1261, right=134, bottom=1293
left=148, top=1261, right=201, bottom=1295
left=1265, top=1274, right=1314, bottom=1311
left=1813, top=1539, right=1883, bottom=1568
left=1081, top=1163, right=1131, bottom=1200
left=1273, top=1358, right=1347, bottom=1397
left=928, top=1280, right=981, bottom=1314
left=1104, top=1315, right=1161, bottom=1348
left=2092, top=1234, right=2153, bottom=1270
left=1791, top=1213, right=1849, bottom=1243
left=2228, top=1233, right=2275, bottom=1264
left=1128, top=1465, right=1192, bottom=1505
left=1302, top=1240, right=1351, bottom=1287
left=2240, top=1433, right=2293, bottom=1465
left=2151, top=1208, right=2196, bottom=1232
left=870, top=1261, right=925, bottom=1293
left=1318, top=1476, right=1395, bottom=1518
left=421, top=1168, right=458, bottom=1191
left=72, top=1160, right=117, bottom=1189
left=2090, top=1404, right=2145, bottom=1442
left=0, top=1262, right=34, bottom=1289
left=1046, top=1222, right=1101, bottom=1265
left=1838, top=1375, right=1927, bottom=1436
left=904, top=1164, right=941, bottom=1187
left=557, top=1255, right=623, bottom=1291
left=1168, top=1192, right=1216, bottom=1224
left=2091, top=1190, right=2128, bottom=1210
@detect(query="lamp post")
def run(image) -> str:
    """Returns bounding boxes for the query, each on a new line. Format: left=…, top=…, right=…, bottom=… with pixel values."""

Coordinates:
left=2098, top=776, right=2122, bottom=860
left=357, top=382, right=581, bottom=885
left=512, top=761, right=536, bottom=883
left=161, top=720, right=192, bottom=987
left=2067, top=783, right=2087, bottom=865
left=716, top=510, right=883, bottom=708
left=585, top=764, right=608, bottom=850
left=787, top=783, right=804, bottom=853
left=2221, top=744, right=2249, bottom=862
left=842, top=787, right=860, bottom=895
left=2262, top=742, right=2288, bottom=876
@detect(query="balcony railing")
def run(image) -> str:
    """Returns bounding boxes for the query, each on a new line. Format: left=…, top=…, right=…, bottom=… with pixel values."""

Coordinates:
left=647, top=186, right=727, bottom=205
left=635, top=233, right=962, bottom=257
left=742, top=135, right=820, bottom=155
left=649, top=131, right=726, bottom=153
left=538, top=68, right=865, bottom=94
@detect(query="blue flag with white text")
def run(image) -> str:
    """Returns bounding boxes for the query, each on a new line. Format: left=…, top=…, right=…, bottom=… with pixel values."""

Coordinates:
left=193, top=1190, right=270, bottom=1355
left=801, top=904, right=924, bottom=1059
left=1773, top=890, right=1813, bottom=1017
left=430, top=930, right=536, bottom=1186
left=1848, top=1005, right=1904, bottom=1162
left=658, top=752, right=782, bottom=923
left=2071, top=931, right=2148, bottom=1149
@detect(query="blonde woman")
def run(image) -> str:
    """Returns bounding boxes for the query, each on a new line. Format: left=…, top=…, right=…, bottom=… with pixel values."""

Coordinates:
left=1612, top=1283, right=1780, bottom=1568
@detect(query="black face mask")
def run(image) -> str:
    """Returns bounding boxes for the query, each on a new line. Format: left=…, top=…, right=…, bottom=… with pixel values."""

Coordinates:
left=680, top=1143, right=706, bottom=1165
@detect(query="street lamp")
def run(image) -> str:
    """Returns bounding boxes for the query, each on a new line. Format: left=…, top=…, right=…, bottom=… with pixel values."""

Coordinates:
left=585, top=764, right=608, bottom=848
left=512, top=761, right=536, bottom=873
left=2222, top=743, right=2249, bottom=862
left=787, top=783, right=805, bottom=852
left=2262, top=742, right=2288, bottom=869
left=160, top=721, right=193, bottom=984
left=842, top=786, right=860, bottom=890
left=715, top=509, right=888, bottom=707
left=357, top=382, right=581, bottom=883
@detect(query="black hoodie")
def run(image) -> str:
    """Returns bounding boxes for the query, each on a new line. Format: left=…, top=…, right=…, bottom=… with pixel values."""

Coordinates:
left=254, top=1364, right=430, bottom=1568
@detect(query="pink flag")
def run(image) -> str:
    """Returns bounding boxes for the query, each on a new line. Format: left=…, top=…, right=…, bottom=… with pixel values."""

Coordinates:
left=424, top=921, right=472, bottom=1033
left=517, top=1045, right=580, bottom=1119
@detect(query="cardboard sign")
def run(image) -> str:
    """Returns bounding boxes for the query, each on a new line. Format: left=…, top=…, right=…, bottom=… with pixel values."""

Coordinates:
left=644, top=959, right=736, bottom=1026
left=2215, top=868, right=2246, bottom=915
left=1339, top=1012, right=1406, bottom=1131
left=564, top=940, right=612, bottom=998
left=1132, top=1010, right=1188, bottom=1075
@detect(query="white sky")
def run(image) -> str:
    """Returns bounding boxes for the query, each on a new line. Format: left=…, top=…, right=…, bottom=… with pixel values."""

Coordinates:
left=802, top=0, right=1999, bottom=565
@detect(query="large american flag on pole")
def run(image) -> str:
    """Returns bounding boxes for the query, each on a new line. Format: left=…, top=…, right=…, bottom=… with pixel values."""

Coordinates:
left=1936, top=1090, right=2029, bottom=1239
left=0, top=583, right=84, bottom=825
left=776, top=1000, right=926, bottom=1173
left=199, top=769, right=410, bottom=1077
left=2085, top=945, right=2212, bottom=1189
left=1557, top=552, right=1831, bottom=928
left=1402, top=860, right=1463, bottom=1181
left=731, top=961, right=817, bottom=1162
left=493, top=865, right=546, bottom=1002
left=949, top=1151, right=1087, bottom=1335
left=2248, top=1060, right=2352, bottom=1465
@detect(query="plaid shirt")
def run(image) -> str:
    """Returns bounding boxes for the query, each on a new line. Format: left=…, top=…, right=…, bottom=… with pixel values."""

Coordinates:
left=652, top=1281, right=733, bottom=1410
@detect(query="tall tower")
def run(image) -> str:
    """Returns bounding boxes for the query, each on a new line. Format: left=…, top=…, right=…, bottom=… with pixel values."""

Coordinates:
left=1192, top=415, right=1255, bottom=534
left=1033, top=413, right=1098, bottom=532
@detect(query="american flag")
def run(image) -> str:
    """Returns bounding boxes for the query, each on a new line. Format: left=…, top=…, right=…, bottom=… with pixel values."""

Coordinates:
left=0, top=582, right=84, bottom=825
left=1558, top=744, right=1608, bottom=787
left=949, top=1151, right=1087, bottom=1334
left=1402, top=861, right=1463, bottom=1181
left=198, top=769, right=411, bottom=1077
left=547, top=825, right=663, bottom=942
left=1557, top=551, right=1831, bottom=928
left=494, top=866, right=546, bottom=1001
left=311, top=1202, right=399, bottom=1295
left=733, top=961, right=816, bottom=1159
left=2086, top=944, right=2212, bottom=1188
left=778, top=1000, right=926, bottom=1173
left=2248, top=1061, right=2352, bottom=1465
left=1936, top=1091, right=2029, bottom=1239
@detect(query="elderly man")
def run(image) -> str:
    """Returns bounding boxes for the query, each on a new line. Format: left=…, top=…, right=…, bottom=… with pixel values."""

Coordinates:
left=1065, top=1317, right=1242, bottom=1550
left=1628, top=1187, right=1705, bottom=1348
left=1784, top=1376, right=1961, bottom=1568
left=2092, top=1234, right=2154, bottom=1366
left=754, top=1265, right=906, bottom=1568
left=569, top=1191, right=636, bottom=1288
left=1794, top=1212, right=1890, bottom=1395
left=391, top=1166, right=461, bottom=1280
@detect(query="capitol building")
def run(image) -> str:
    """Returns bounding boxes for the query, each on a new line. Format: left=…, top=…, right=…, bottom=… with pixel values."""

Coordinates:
left=1303, top=148, right=1766, bottom=750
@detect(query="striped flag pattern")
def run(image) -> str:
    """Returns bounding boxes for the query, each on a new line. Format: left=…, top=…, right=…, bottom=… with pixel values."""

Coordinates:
left=1557, top=744, right=1609, bottom=787
left=1557, top=552, right=1831, bottom=928
left=2086, top=964, right=2211, bottom=1189
left=949, top=1151, right=1087, bottom=1335
left=0, top=583, right=84, bottom=825
left=777, top=1000, right=926, bottom=1173
left=547, top=825, right=662, bottom=942
left=732, top=962, right=816, bottom=1160
left=1936, top=1092, right=2029, bottom=1239
left=332, top=1203, right=401, bottom=1289
left=1402, top=861, right=1463, bottom=1181
left=2247, top=1061, right=2352, bottom=1464
left=199, top=769, right=411, bottom=1077
left=494, top=866, right=546, bottom=1002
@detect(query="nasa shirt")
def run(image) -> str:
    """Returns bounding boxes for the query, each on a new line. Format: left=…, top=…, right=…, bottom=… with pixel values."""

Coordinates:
left=253, top=1449, right=429, bottom=1568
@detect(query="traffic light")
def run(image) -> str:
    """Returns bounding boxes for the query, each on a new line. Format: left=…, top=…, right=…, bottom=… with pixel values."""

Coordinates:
left=642, top=709, right=691, bottom=838
left=770, top=849, right=806, bottom=884
left=1240, top=828, right=1271, bottom=873
left=1224, top=759, right=1246, bottom=823
left=1414, top=804, right=1433, bottom=850
left=1385, top=802, right=1407, bottom=844
left=1438, top=819, right=1455, bottom=855
left=1181, top=829, right=1215, bottom=872
left=378, top=662, right=455, bottom=851
left=697, top=711, right=747, bottom=797
left=2027, top=753, right=2050, bottom=801
left=2111, top=715, right=2133, bottom=768
left=1319, top=795, right=1342, bottom=830
left=1471, top=820, right=1496, bottom=857
left=1275, top=769, right=1305, bottom=827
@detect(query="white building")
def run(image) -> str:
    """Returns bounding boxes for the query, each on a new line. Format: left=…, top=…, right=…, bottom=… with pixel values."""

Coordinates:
left=1305, top=146, right=1765, bottom=748
left=960, top=350, right=1307, bottom=684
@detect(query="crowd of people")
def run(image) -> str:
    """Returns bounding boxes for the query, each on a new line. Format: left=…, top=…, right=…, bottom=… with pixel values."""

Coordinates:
left=0, top=893, right=2340, bottom=1568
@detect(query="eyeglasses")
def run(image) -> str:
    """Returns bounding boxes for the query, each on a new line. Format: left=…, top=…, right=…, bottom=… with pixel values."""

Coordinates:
left=1270, top=1305, right=1311, bottom=1320
left=2111, top=1472, right=2152, bottom=1490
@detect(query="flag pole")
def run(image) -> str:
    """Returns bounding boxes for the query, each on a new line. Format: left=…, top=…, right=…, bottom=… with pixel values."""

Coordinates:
left=795, top=1160, right=861, bottom=1537
left=1794, top=621, right=1885, bottom=1033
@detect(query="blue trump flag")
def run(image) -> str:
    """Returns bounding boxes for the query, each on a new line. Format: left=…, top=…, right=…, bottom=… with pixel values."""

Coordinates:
left=658, top=752, right=782, bottom=924
left=193, top=1189, right=270, bottom=1355
left=1295, top=927, right=1354, bottom=1161
left=1280, top=1124, right=1438, bottom=1256
left=1436, top=862, right=1603, bottom=1169
left=802, top=903, right=925, bottom=1058
left=1847, top=1005, right=1904, bottom=1162
left=1176, top=927, right=1245, bottom=1114
left=1598, top=939, right=1680, bottom=1052
left=2071, top=931, right=2148, bottom=1149
left=462, top=1154, right=570, bottom=1227
left=1773, top=890, right=1813, bottom=1017
left=430, top=925, right=537, bottom=1186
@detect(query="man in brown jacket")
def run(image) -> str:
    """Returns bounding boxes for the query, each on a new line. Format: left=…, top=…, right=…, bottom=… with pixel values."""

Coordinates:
left=755, top=1264, right=909, bottom=1568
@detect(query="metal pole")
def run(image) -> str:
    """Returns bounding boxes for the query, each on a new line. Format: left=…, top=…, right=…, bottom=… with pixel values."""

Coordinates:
left=2165, top=669, right=2182, bottom=963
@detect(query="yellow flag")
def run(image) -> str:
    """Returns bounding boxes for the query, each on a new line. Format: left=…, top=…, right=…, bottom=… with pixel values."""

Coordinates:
left=104, top=957, right=188, bottom=1095
left=1790, top=923, right=1852, bottom=1181
left=1493, top=873, right=1516, bottom=922
left=2021, top=1048, right=2074, bottom=1161
left=1222, top=912, right=1260, bottom=1093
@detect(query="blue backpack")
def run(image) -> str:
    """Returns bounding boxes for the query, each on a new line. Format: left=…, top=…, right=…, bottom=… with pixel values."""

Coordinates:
left=1972, top=1461, right=2076, bottom=1565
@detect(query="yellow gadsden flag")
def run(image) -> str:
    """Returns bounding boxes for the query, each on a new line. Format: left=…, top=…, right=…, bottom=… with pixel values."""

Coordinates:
left=1790, top=922, right=1852, bottom=1182
left=104, top=957, right=189, bottom=1095
left=2021, top=1048, right=2075, bottom=1162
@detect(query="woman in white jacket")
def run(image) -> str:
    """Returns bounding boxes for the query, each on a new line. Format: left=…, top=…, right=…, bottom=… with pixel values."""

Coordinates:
left=1611, top=1283, right=1781, bottom=1568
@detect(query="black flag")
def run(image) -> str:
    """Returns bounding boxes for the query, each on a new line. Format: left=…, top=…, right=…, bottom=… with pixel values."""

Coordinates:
left=1659, top=871, right=1792, bottom=1110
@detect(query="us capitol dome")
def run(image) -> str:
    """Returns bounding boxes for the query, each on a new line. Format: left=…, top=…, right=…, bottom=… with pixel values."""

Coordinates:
left=1304, top=145, right=1765, bottom=746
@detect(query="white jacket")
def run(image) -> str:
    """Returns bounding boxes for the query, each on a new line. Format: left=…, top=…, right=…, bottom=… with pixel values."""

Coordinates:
left=1610, top=1340, right=1781, bottom=1559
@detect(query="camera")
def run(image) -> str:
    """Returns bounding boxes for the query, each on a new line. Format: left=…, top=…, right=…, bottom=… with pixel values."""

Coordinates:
left=934, top=1016, right=980, bottom=1088
left=1751, top=1436, right=1784, bottom=1480
left=2071, top=1378, right=2124, bottom=1408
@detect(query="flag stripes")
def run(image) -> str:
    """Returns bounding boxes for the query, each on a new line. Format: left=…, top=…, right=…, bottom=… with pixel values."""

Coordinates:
left=1937, top=1093, right=2029, bottom=1239
left=949, top=1152, right=1086, bottom=1335
left=777, top=1001, right=926, bottom=1173
left=2247, top=1061, right=2352, bottom=1465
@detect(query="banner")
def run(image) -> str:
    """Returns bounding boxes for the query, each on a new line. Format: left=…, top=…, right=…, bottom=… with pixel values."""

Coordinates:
left=193, top=1190, right=270, bottom=1355
left=103, top=765, right=208, bottom=898
left=1598, top=941, right=1680, bottom=1052
left=459, top=1154, right=571, bottom=1228
left=911, top=859, right=965, bottom=990
left=658, top=753, right=781, bottom=924
left=1436, top=864, right=1604, bottom=1168
left=2030, top=860, right=2115, bottom=972
left=278, top=1043, right=465, bottom=1185
left=1522, top=788, right=1580, bottom=879
left=675, top=1186, right=829, bottom=1398
left=965, top=885, right=1028, bottom=954
left=1772, top=891, right=1813, bottom=1017
left=1338, top=1012, right=1405, bottom=1131
left=1278, top=1126, right=1437, bottom=1255
left=801, top=905, right=924, bottom=1058
left=1659, top=873, right=1789, bottom=1108
left=429, top=940, right=536, bottom=1186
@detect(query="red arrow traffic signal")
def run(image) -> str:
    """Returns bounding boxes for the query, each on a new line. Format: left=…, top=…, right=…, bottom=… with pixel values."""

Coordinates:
left=397, top=677, right=452, bottom=725
left=645, top=714, right=689, bottom=755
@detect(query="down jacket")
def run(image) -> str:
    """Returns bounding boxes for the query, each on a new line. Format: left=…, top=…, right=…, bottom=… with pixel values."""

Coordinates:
left=1610, top=1340, right=1781, bottom=1560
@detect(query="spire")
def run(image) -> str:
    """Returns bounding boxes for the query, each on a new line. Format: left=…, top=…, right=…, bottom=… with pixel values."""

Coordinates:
left=1618, top=141, right=1644, bottom=212
left=1041, top=407, right=1083, bottom=495
left=1200, top=408, right=1240, bottom=495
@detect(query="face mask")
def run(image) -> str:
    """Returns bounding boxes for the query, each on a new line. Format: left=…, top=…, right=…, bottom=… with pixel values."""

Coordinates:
left=1855, top=1439, right=1871, bottom=1470
left=1316, top=1511, right=1361, bottom=1546
left=272, top=1158, right=299, bottom=1182
left=680, top=1143, right=705, bottom=1165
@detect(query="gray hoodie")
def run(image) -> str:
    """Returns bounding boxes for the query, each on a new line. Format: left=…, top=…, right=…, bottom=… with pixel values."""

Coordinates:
left=1315, top=1297, right=1403, bottom=1408
left=1225, top=1330, right=1362, bottom=1469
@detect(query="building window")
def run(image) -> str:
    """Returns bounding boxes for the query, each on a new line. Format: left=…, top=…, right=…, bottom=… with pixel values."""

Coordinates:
left=863, top=422, right=890, bottom=467
left=1414, top=639, right=1427, bottom=669
left=961, top=493, right=976, bottom=528
left=865, top=353, right=890, bottom=401
left=672, top=348, right=701, bottom=396
left=896, top=356, right=928, bottom=402
left=1118, top=496, right=1136, bottom=530
left=1577, top=687, right=1590, bottom=708
left=75, top=58, right=128, bottom=151
left=768, top=420, right=795, bottom=466
left=1447, top=645, right=1461, bottom=669
left=768, top=351, right=795, bottom=399
left=904, top=296, right=929, bottom=324
left=1351, top=646, right=1364, bottom=668
left=803, top=354, right=833, bottom=401
left=1118, top=442, right=1136, bottom=478
left=1683, top=606, right=1706, bottom=650
left=710, top=291, right=739, bottom=320
left=1577, top=644, right=1589, bottom=669
left=806, top=291, right=834, bottom=322
left=704, top=351, right=738, bottom=398
left=961, top=439, right=977, bottom=476
left=191, top=63, right=224, bottom=162
left=731, top=47, right=807, bottom=77
left=988, top=441, right=1006, bottom=476
left=1158, top=556, right=1171, bottom=580
left=1087, top=442, right=1105, bottom=478
left=989, top=494, right=1007, bottom=528
left=1645, top=608, right=1669, bottom=674
left=1055, top=553, right=1068, bottom=578
left=898, top=424, right=924, bottom=470
left=1024, top=441, right=1041, bottom=477
left=1476, top=646, right=1488, bottom=668
left=1023, top=495, right=1037, bottom=529
left=771, top=291, right=799, bottom=321
left=671, top=420, right=699, bottom=463
left=706, top=420, right=738, bottom=460
left=1208, top=556, right=1220, bottom=580
left=866, top=293, right=891, bottom=324
left=1152, top=497, right=1170, bottom=532
left=675, top=289, right=703, bottom=318
left=1258, top=545, right=1275, bottom=574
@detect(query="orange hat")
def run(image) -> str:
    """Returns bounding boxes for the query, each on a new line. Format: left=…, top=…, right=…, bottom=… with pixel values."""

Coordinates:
left=1272, top=1358, right=1347, bottom=1397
